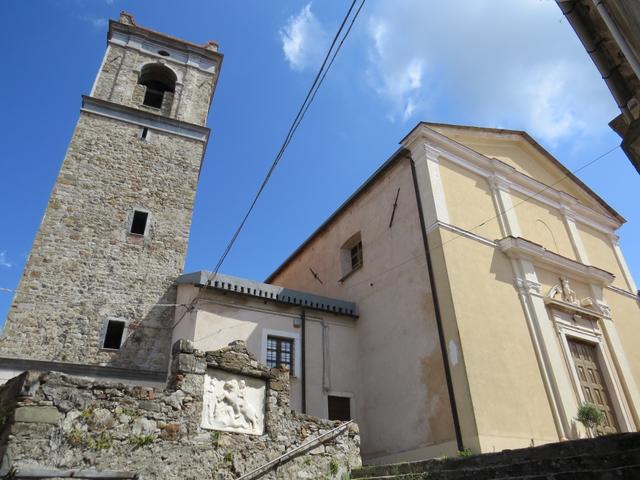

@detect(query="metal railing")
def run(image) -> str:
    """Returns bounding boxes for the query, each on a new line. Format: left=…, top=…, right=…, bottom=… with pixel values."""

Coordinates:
left=235, top=420, right=355, bottom=480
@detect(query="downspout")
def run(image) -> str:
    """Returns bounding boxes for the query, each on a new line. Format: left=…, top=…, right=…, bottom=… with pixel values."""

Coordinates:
left=301, top=309, right=307, bottom=414
left=557, top=0, right=633, bottom=121
left=592, top=0, right=640, bottom=80
left=409, top=157, right=464, bottom=452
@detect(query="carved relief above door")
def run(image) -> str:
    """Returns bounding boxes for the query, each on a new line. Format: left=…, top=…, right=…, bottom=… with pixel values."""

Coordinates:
left=568, top=339, right=618, bottom=434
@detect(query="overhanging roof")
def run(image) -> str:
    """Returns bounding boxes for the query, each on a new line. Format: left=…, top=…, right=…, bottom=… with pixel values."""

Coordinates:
left=177, top=271, right=358, bottom=318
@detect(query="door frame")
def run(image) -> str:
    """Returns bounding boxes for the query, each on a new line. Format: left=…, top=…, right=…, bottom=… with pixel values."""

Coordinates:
left=552, top=311, right=635, bottom=433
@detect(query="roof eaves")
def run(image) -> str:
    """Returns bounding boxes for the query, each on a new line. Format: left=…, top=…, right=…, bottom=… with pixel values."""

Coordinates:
left=177, top=271, right=359, bottom=318
left=265, top=147, right=411, bottom=283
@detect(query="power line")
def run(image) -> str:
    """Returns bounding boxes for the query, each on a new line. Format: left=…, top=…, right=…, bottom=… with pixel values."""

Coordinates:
left=432, top=144, right=621, bottom=254
left=0, top=144, right=620, bottom=305
left=334, top=144, right=621, bottom=292
left=205, top=0, right=366, bottom=286
left=167, top=0, right=367, bottom=333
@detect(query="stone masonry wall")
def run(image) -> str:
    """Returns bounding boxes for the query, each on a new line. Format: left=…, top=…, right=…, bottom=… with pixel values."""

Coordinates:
left=0, top=112, right=204, bottom=372
left=92, top=40, right=217, bottom=126
left=0, top=341, right=361, bottom=479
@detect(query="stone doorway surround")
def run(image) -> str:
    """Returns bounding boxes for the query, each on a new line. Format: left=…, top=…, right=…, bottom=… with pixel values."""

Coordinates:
left=548, top=299, right=634, bottom=435
left=500, top=236, right=640, bottom=441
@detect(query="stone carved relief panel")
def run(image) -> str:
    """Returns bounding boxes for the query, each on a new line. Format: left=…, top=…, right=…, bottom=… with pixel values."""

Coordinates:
left=201, top=369, right=265, bottom=436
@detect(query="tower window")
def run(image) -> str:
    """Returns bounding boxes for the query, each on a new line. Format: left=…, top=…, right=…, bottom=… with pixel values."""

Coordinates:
left=138, top=63, right=176, bottom=109
left=140, top=127, right=149, bottom=140
left=103, top=320, right=126, bottom=350
left=130, top=210, right=149, bottom=235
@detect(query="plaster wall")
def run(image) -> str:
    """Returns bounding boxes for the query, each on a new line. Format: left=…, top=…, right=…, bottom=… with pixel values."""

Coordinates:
left=270, top=157, right=457, bottom=462
left=437, top=157, right=502, bottom=239
left=433, top=227, right=558, bottom=452
left=604, top=289, right=640, bottom=390
left=511, top=192, right=576, bottom=261
left=171, top=285, right=359, bottom=418
left=576, top=222, right=628, bottom=291
left=430, top=128, right=599, bottom=209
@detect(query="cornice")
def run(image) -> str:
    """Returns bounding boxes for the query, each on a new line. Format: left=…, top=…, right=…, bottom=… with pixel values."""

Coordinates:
left=81, top=95, right=210, bottom=143
left=402, top=125, right=622, bottom=235
left=109, top=19, right=222, bottom=64
left=426, top=221, right=497, bottom=249
left=498, top=236, right=615, bottom=286
left=606, top=285, right=639, bottom=300
left=544, top=298, right=602, bottom=321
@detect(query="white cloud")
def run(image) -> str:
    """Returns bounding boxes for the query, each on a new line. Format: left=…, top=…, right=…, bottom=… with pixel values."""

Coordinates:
left=76, top=14, right=107, bottom=30
left=280, top=3, right=328, bottom=71
left=364, top=0, right=618, bottom=144
left=0, top=251, right=12, bottom=268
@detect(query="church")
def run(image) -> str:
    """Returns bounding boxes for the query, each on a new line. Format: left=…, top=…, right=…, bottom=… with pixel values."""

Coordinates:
left=1, top=11, right=639, bottom=468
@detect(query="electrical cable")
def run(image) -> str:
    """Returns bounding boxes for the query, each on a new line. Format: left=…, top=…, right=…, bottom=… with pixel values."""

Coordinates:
left=202, top=0, right=365, bottom=288
left=168, top=0, right=367, bottom=332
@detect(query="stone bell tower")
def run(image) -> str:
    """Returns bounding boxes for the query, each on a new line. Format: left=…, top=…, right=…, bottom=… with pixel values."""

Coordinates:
left=0, top=12, right=222, bottom=382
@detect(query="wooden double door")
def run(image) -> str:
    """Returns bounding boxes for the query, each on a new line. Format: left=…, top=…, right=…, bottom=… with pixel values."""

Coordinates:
left=568, top=339, right=618, bottom=434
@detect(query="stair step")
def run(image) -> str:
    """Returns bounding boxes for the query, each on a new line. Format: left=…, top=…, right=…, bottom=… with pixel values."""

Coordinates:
left=352, top=433, right=640, bottom=479
left=356, top=464, right=640, bottom=480
left=503, top=463, right=640, bottom=480
left=433, top=449, right=640, bottom=479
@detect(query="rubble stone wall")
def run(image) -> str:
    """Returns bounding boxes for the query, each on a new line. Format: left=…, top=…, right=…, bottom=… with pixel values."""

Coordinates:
left=0, top=341, right=361, bottom=479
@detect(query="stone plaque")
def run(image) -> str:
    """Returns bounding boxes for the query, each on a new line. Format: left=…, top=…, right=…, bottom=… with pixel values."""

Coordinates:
left=201, top=369, right=265, bottom=435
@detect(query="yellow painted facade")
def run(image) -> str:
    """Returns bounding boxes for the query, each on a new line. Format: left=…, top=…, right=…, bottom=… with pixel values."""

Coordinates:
left=262, top=121, right=639, bottom=463
left=406, top=122, right=639, bottom=452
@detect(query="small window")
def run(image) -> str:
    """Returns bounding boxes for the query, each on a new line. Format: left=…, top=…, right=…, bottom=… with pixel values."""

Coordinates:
left=130, top=210, right=148, bottom=235
left=328, top=396, right=351, bottom=421
left=103, top=320, right=126, bottom=350
left=266, top=336, right=294, bottom=374
left=350, top=241, right=363, bottom=270
left=140, top=127, right=149, bottom=140
left=158, top=50, right=170, bottom=57
left=340, top=232, right=363, bottom=280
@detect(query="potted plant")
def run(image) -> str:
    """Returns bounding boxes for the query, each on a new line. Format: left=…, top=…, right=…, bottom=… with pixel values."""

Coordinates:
left=576, top=403, right=604, bottom=437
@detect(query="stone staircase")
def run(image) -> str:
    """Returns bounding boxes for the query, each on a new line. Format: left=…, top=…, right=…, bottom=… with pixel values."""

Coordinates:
left=351, top=432, right=640, bottom=479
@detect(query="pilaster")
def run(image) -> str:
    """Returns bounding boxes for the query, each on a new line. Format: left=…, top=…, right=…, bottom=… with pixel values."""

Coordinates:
left=512, top=259, right=580, bottom=439
left=411, top=143, right=450, bottom=227
left=608, top=233, right=638, bottom=293
left=599, top=318, right=640, bottom=428
left=559, top=200, right=590, bottom=266
left=487, top=174, right=521, bottom=237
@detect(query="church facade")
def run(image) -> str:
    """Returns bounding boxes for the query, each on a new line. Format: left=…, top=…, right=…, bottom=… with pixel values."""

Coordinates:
left=1, top=12, right=639, bottom=467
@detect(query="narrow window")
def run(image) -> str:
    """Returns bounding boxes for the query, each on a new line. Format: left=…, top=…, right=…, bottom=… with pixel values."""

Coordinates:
left=328, top=396, right=351, bottom=421
left=130, top=210, right=148, bottom=235
left=340, top=232, right=363, bottom=280
left=140, top=127, right=149, bottom=140
left=350, top=241, right=363, bottom=270
left=103, top=320, right=126, bottom=350
left=266, top=336, right=294, bottom=374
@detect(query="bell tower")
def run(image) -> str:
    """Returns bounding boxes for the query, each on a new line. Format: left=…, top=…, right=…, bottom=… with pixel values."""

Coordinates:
left=0, top=12, right=222, bottom=381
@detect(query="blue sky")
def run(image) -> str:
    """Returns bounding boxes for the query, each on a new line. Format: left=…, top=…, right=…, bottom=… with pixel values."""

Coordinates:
left=1, top=1, right=639, bottom=327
